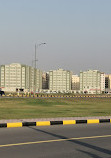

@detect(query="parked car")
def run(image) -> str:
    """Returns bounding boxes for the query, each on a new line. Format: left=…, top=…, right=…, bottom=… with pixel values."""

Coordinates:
left=0, top=90, right=5, bottom=96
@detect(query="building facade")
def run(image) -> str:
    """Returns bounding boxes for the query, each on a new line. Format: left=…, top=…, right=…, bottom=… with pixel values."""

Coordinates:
left=42, top=72, right=49, bottom=89
left=71, top=75, right=80, bottom=90
left=0, top=63, right=42, bottom=92
left=80, top=70, right=105, bottom=94
left=49, top=69, right=71, bottom=93
left=105, top=74, right=111, bottom=93
left=101, top=73, right=105, bottom=92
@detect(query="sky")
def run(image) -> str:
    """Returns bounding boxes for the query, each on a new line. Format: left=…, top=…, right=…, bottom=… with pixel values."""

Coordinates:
left=0, top=0, right=111, bottom=74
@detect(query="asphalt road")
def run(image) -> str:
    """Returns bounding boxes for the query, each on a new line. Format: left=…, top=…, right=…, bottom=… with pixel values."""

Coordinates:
left=0, top=124, right=111, bottom=158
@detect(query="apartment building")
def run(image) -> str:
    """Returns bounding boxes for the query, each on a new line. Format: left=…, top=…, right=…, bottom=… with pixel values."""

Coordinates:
left=42, top=72, right=49, bottom=89
left=105, top=75, right=109, bottom=89
left=105, top=74, right=111, bottom=92
left=49, top=69, right=71, bottom=92
left=80, top=70, right=105, bottom=94
left=72, top=75, right=80, bottom=90
left=0, top=63, right=42, bottom=92
left=101, top=73, right=105, bottom=92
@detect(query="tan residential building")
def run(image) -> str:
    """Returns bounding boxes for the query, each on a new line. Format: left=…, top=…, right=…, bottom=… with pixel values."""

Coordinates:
left=80, top=70, right=105, bottom=94
left=72, top=75, right=80, bottom=90
left=0, top=63, right=42, bottom=92
left=49, top=69, right=72, bottom=92
left=101, top=73, right=105, bottom=92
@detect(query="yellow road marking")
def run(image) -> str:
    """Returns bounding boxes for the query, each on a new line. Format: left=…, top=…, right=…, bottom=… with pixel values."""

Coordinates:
left=0, top=134, right=111, bottom=148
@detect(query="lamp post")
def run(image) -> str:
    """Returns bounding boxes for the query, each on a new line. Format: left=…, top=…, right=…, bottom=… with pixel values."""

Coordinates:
left=34, top=43, right=46, bottom=95
left=34, top=43, right=46, bottom=69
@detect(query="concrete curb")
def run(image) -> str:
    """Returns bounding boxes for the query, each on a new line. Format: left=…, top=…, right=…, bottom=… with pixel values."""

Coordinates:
left=0, top=119, right=111, bottom=128
left=1, top=95, right=111, bottom=98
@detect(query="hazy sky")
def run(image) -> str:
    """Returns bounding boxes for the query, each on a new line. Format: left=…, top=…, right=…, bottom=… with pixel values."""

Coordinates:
left=0, top=0, right=111, bottom=74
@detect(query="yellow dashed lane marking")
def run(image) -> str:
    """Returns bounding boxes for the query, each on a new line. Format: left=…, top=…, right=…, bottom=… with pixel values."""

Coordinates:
left=0, top=134, right=111, bottom=148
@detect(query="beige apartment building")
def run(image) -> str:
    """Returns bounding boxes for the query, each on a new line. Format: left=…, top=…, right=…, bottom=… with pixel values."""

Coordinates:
left=49, top=69, right=72, bottom=93
left=0, top=63, right=42, bottom=92
left=80, top=70, right=105, bottom=94
left=72, top=75, right=80, bottom=90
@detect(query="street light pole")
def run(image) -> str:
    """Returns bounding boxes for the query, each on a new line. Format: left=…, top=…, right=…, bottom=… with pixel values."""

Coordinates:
left=34, top=43, right=46, bottom=95
left=35, top=44, right=37, bottom=69
left=35, top=43, right=46, bottom=69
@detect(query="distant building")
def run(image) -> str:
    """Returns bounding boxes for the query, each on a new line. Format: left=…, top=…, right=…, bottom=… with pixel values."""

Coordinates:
left=49, top=69, right=72, bottom=93
left=80, top=70, right=105, bottom=94
left=71, top=75, right=80, bottom=90
left=42, top=72, right=49, bottom=89
left=101, top=73, right=105, bottom=92
left=105, top=74, right=111, bottom=93
left=105, top=75, right=109, bottom=89
left=0, top=63, right=42, bottom=92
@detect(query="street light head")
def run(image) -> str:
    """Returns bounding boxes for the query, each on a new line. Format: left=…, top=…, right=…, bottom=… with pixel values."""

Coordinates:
left=38, top=43, right=46, bottom=47
left=42, top=43, right=46, bottom=45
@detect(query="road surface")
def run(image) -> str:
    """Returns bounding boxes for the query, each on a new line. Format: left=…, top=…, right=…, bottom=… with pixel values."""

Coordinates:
left=0, top=123, right=111, bottom=158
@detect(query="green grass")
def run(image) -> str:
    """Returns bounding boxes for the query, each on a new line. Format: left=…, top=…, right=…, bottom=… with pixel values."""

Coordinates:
left=0, top=98, right=111, bottom=119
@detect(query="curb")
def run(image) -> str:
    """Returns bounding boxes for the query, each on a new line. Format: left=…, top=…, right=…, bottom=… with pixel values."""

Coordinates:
left=0, top=119, right=111, bottom=128
left=1, top=95, right=111, bottom=98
